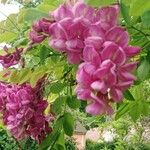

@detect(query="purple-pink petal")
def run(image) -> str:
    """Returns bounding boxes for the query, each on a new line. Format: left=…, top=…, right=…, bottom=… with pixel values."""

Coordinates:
left=106, top=27, right=129, bottom=48
left=124, top=46, right=141, bottom=57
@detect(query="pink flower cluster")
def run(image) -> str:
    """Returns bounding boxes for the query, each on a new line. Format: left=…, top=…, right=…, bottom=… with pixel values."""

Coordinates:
left=0, top=46, right=23, bottom=68
left=49, top=2, right=130, bottom=64
left=72, top=3, right=141, bottom=115
left=29, top=2, right=141, bottom=115
left=29, top=18, right=54, bottom=43
left=0, top=81, right=52, bottom=143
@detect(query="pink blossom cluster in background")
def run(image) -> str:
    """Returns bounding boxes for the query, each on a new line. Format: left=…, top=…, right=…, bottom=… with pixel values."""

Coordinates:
left=0, top=46, right=23, bottom=68
left=0, top=81, right=52, bottom=143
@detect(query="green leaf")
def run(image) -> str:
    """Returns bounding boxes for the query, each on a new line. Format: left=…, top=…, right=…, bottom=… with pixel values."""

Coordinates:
left=129, top=101, right=141, bottom=122
left=141, top=10, right=150, bottom=27
left=43, top=0, right=64, bottom=6
left=5, top=14, right=19, bottom=30
left=50, top=82, right=65, bottom=94
left=39, top=131, right=61, bottom=150
left=24, top=8, right=48, bottom=23
left=0, top=69, right=10, bottom=81
left=39, top=117, right=63, bottom=150
left=129, top=100, right=150, bottom=122
left=86, top=0, right=115, bottom=7
left=123, top=89, right=135, bottom=101
left=0, top=32, right=18, bottom=43
left=37, top=4, right=56, bottom=13
left=141, top=101, right=150, bottom=116
left=13, top=38, right=28, bottom=47
left=54, top=131, right=65, bottom=150
left=137, top=59, right=150, bottom=81
left=30, top=66, right=47, bottom=87
left=63, top=113, right=74, bottom=136
left=9, top=70, right=19, bottom=83
left=51, top=96, right=66, bottom=115
left=131, top=84, right=143, bottom=100
left=39, top=46, right=50, bottom=63
left=18, top=68, right=31, bottom=85
left=32, top=57, right=41, bottom=66
left=115, top=102, right=134, bottom=120
left=66, top=96, right=81, bottom=109
left=130, top=0, right=150, bottom=16
left=120, top=1, right=131, bottom=24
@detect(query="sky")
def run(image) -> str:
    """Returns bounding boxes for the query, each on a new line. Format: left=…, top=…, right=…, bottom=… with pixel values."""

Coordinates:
left=0, top=2, right=20, bottom=21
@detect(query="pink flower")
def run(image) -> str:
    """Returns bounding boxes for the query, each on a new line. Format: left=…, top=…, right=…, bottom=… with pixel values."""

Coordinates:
left=0, top=83, right=7, bottom=112
left=48, top=2, right=119, bottom=64
left=76, top=39, right=140, bottom=115
left=0, top=47, right=23, bottom=68
left=0, top=81, right=52, bottom=143
left=106, top=27, right=129, bottom=48
left=95, top=5, right=119, bottom=31
left=29, top=30, right=46, bottom=43
left=39, top=18, right=55, bottom=34
left=29, top=18, right=54, bottom=43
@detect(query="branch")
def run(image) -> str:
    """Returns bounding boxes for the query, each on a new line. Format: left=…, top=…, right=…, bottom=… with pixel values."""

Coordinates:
left=22, top=41, right=37, bottom=54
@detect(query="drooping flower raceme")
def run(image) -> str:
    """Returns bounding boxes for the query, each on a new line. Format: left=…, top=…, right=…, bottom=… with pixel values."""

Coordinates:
left=0, top=81, right=52, bottom=143
left=28, top=1, right=141, bottom=116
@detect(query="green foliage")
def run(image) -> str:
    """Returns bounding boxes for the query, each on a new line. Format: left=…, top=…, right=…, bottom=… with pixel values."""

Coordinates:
left=51, top=96, right=66, bottom=115
left=50, top=82, right=66, bottom=94
left=86, top=140, right=116, bottom=150
left=65, top=137, right=76, bottom=150
left=130, top=0, right=150, bottom=17
left=141, top=10, right=150, bottom=27
left=0, top=127, right=77, bottom=150
left=120, top=1, right=131, bottom=25
left=86, top=140, right=150, bottom=150
left=53, top=131, right=66, bottom=150
left=116, top=83, right=150, bottom=121
left=1, top=0, right=150, bottom=149
left=0, top=127, right=38, bottom=150
left=39, top=117, right=63, bottom=150
left=86, top=0, right=116, bottom=7
left=0, top=32, right=18, bottom=43
left=23, top=8, right=48, bottom=23
left=66, top=96, right=81, bottom=109
left=123, top=90, right=135, bottom=101
left=63, top=113, right=75, bottom=136
left=137, top=59, right=150, bottom=81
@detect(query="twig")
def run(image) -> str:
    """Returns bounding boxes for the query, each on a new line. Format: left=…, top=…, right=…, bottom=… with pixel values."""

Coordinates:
left=130, top=26, right=150, bottom=38
left=22, top=41, right=36, bottom=54
left=142, top=42, right=150, bottom=50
